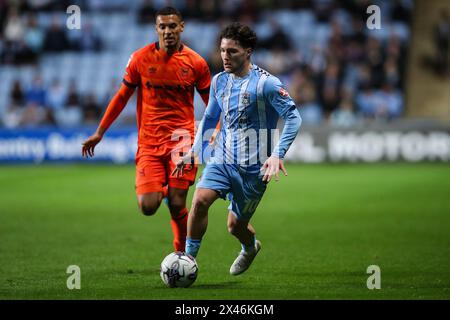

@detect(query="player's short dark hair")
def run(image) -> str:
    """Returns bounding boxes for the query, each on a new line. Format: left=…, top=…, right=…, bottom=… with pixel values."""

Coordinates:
left=155, top=6, right=183, bottom=21
left=220, top=22, right=257, bottom=50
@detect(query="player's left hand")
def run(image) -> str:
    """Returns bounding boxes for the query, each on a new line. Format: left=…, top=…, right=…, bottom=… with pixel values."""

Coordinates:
left=261, top=156, right=288, bottom=183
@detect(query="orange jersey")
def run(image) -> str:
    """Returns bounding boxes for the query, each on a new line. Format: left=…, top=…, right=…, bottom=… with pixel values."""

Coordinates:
left=123, top=42, right=211, bottom=153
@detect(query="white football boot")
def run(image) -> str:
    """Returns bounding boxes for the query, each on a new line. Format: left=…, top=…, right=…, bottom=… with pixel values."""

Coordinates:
left=229, top=240, right=261, bottom=276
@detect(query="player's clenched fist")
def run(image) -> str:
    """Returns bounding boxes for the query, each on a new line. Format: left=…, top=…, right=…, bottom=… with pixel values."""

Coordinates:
left=261, top=156, right=288, bottom=183
left=82, top=132, right=103, bottom=158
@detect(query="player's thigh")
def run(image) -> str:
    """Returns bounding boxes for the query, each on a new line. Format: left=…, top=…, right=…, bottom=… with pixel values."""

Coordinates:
left=191, top=187, right=221, bottom=211
left=196, top=164, right=232, bottom=200
left=229, top=172, right=267, bottom=221
left=135, top=154, right=167, bottom=195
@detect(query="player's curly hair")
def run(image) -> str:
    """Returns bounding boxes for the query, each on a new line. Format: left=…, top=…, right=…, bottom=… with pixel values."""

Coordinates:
left=220, top=22, right=257, bottom=50
left=156, top=6, right=183, bottom=20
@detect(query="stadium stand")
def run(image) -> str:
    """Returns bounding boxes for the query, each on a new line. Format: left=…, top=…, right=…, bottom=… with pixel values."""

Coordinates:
left=406, top=0, right=450, bottom=120
left=0, top=0, right=417, bottom=129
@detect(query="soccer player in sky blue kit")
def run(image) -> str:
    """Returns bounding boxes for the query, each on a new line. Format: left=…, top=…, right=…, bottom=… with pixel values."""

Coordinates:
left=172, top=22, right=302, bottom=275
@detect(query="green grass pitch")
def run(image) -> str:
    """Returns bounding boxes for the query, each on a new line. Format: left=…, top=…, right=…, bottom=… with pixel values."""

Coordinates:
left=1, top=163, right=449, bottom=299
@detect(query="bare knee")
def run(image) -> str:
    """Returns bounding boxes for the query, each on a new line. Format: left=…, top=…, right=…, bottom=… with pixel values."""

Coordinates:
left=227, top=218, right=239, bottom=235
left=168, top=202, right=185, bottom=216
left=192, top=195, right=211, bottom=213
left=138, top=196, right=161, bottom=216
left=190, top=189, right=219, bottom=217
left=167, top=194, right=187, bottom=216
left=140, top=202, right=159, bottom=216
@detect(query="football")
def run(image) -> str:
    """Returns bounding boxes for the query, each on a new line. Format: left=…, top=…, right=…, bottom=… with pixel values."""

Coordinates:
left=160, top=252, right=198, bottom=288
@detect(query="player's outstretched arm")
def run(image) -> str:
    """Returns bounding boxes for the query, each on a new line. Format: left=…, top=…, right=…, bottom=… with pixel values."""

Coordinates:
left=81, top=84, right=135, bottom=158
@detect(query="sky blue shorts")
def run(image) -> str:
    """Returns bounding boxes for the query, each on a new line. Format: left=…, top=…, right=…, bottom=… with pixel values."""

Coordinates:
left=196, top=163, right=267, bottom=221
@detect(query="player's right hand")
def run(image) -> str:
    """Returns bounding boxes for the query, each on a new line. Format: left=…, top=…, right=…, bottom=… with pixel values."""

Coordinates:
left=171, top=152, right=195, bottom=178
left=81, top=133, right=103, bottom=158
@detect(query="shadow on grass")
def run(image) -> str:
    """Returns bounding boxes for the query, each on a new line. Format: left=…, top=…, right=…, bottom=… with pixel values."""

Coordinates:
left=192, top=281, right=239, bottom=290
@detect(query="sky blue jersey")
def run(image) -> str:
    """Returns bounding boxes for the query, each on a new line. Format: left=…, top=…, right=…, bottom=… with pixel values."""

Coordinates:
left=192, top=64, right=302, bottom=172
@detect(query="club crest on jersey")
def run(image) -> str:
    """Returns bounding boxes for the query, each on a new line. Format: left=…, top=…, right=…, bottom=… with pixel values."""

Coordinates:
left=241, top=92, right=251, bottom=106
left=180, top=67, right=189, bottom=78
left=279, top=88, right=290, bottom=98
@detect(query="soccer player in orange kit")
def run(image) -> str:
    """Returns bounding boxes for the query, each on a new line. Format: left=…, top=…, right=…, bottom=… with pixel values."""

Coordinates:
left=81, top=7, right=211, bottom=252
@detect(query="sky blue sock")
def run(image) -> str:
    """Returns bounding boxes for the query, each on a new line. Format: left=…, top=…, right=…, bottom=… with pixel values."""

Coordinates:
left=186, top=237, right=202, bottom=258
left=241, top=235, right=256, bottom=253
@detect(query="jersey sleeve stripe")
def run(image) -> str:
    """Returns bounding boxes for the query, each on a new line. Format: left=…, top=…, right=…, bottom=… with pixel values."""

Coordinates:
left=256, top=74, right=268, bottom=129
left=122, top=78, right=139, bottom=88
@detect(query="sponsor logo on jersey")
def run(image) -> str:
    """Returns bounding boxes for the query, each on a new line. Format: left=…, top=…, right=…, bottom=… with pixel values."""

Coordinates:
left=180, top=67, right=189, bottom=78
left=241, top=92, right=251, bottom=106
left=145, top=80, right=193, bottom=91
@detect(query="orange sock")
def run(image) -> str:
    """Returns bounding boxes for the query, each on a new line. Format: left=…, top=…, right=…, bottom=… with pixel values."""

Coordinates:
left=170, top=208, right=188, bottom=252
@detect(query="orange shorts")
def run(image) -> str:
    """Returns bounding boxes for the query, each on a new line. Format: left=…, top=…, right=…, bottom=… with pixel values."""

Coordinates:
left=135, top=145, right=198, bottom=195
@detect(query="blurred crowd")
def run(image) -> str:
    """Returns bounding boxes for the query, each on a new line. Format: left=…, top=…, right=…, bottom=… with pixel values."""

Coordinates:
left=0, top=0, right=414, bottom=129
left=2, top=75, right=126, bottom=128
left=423, top=9, right=450, bottom=78
left=0, top=2, right=103, bottom=65
left=279, top=16, right=408, bottom=127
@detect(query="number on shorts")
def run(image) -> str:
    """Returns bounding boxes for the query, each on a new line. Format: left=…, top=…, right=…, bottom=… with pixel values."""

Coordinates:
left=243, top=199, right=260, bottom=215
